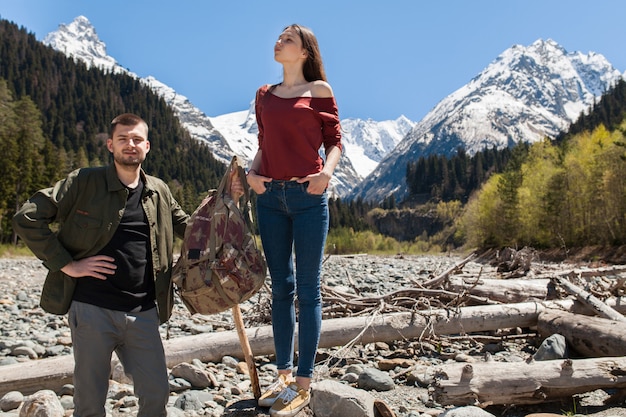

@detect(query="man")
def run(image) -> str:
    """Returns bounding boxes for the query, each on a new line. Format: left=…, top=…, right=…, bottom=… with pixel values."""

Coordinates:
left=13, top=113, right=189, bottom=417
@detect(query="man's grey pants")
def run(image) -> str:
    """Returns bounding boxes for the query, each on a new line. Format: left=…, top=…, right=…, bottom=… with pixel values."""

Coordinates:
left=68, top=301, right=169, bottom=417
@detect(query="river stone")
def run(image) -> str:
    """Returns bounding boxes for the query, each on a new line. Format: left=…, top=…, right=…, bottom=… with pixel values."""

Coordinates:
left=18, top=390, right=64, bottom=417
left=310, top=379, right=375, bottom=417
left=357, top=367, right=395, bottom=391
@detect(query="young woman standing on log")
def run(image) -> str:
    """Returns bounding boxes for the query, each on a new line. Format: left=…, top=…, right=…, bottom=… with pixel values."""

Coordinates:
left=245, top=23, right=342, bottom=417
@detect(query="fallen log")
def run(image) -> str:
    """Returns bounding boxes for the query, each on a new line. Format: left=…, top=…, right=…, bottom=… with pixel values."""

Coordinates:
left=420, top=252, right=477, bottom=288
left=552, top=277, right=626, bottom=321
left=538, top=309, right=626, bottom=357
left=431, top=356, right=626, bottom=406
left=3, top=298, right=626, bottom=397
left=446, top=277, right=551, bottom=303
left=532, top=265, right=626, bottom=280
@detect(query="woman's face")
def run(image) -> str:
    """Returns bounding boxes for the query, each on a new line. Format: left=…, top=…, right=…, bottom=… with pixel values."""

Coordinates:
left=274, top=27, right=306, bottom=64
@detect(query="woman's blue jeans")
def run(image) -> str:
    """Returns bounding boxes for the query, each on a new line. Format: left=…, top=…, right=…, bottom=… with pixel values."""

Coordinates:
left=256, top=180, right=329, bottom=378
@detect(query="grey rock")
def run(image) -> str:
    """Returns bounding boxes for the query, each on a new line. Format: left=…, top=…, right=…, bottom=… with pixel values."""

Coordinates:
left=341, top=372, right=359, bottom=383
left=18, top=389, right=64, bottom=417
left=533, top=334, right=568, bottom=361
left=58, top=395, right=74, bottom=411
left=0, top=391, right=23, bottom=412
left=357, top=368, right=395, bottom=391
left=171, top=362, right=212, bottom=388
left=346, top=364, right=364, bottom=375
left=173, top=392, right=204, bottom=411
left=221, top=355, right=240, bottom=369
left=169, top=377, right=192, bottom=392
left=106, top=381, right=134, bottom=401
left=0, top=357, right=18, bottom=366
left=166, top=406, right=186, bottom=417
left=44, top=345, right=66, bottom=357
left=440, top=405, right=496, bottom=417
left=11, top=346, right=37, bottom=359
left=310, top=379, right=375, bottom=417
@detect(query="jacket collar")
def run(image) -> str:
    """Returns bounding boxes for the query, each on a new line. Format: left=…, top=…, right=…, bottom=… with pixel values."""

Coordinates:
left=105, top=164, right=154, bottom=195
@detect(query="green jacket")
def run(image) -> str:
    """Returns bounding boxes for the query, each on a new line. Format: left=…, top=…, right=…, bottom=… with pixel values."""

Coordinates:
left=12, top=164, right=189, bottom=324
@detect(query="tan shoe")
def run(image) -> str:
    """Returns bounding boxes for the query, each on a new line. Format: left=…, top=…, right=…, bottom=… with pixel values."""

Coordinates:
left=258, top=374, right=293, bottom=407
left=269, top=382, right=310, bottom=417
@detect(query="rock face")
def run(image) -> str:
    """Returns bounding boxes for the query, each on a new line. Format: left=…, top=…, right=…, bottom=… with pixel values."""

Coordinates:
left=369, top=209, right=444, bottom=242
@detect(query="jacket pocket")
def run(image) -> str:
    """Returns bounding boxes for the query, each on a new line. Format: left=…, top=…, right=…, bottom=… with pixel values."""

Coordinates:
left=61, top=212, right=105, bottom=253
left=71, top=212, right=102, bottom=229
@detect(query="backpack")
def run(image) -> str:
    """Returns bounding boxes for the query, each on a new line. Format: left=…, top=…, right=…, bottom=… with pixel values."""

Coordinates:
left=172, top=156, right=267, bottom=315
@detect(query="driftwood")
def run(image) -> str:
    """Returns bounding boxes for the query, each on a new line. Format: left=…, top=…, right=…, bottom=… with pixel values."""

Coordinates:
left=538, top=309, right=626, bottom=357
left=3, top=251, right=626, bottom=408
left=420, top=252, right=477, bottom=288
left=552, top=276, right=626, bottom=321
left=432, top=356, right=626, bottom=406
left=446, top=277, right=551, bottom=303
left=532, top=265, right=626, bottom=280
left=322, top=284, right=500, bottom=316
left=0, top=299, right=605, bottom=397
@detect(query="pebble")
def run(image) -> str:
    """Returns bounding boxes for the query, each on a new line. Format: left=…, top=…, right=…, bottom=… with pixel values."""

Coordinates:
left=0, top=255, right=624, bottom=417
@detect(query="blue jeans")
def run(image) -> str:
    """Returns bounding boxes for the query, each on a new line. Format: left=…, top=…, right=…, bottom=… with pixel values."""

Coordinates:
left=256, top=180, right=329, bottom=378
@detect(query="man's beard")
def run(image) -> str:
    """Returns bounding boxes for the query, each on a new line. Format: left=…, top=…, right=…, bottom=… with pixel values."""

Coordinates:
left=114, top=153, right=144, bottom=168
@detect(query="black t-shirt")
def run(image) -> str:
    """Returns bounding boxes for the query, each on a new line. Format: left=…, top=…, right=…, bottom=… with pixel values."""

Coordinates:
left=72, top=180, right=155, bottom=311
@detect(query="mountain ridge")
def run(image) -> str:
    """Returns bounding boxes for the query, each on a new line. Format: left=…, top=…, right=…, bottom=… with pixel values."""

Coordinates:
left=349, top=38, right=624, bottom=202
left=42, top=16, right=624, bottom=204
left=42, top=16, right=414, bottom=198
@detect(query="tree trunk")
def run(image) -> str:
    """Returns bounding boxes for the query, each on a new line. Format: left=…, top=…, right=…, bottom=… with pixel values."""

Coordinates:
left=538, top=309, right=626, bottom=357
left=552, top=277, right=626, bottom=321
left=446, top=277, right=551, bottom=303
left=432, top=356, right=626, bottom=406
left=3, top=299, right=626, bottom=397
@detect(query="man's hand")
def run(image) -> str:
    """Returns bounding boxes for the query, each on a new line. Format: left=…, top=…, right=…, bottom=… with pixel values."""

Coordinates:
left=61, top=255, right=116, bottom=280
left=229, top=168, right=245, bottom=202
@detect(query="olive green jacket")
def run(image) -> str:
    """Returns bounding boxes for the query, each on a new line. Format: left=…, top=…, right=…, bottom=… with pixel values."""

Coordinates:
left=12, top=164, right=189, bottom=323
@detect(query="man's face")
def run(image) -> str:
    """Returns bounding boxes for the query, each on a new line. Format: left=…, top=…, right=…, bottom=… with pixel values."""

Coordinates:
left=107, top=123, right=150, bottom=167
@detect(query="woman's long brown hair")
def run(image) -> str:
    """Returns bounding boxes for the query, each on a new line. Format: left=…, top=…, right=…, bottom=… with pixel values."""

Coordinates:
left=287, top=24, right=327, bottom=82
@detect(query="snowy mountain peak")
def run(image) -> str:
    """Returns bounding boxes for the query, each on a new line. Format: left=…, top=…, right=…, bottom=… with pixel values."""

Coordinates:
left=43, top=15, right=395, bottom=197
left=350, top=39, right=623, bottom=203
left=43, top=16, right=122, bottom=73
left=341, top=116, right=416, bottom=178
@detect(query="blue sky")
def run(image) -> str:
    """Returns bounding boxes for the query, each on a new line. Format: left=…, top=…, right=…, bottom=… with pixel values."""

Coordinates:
left=1, top=0, right=625, bottom=122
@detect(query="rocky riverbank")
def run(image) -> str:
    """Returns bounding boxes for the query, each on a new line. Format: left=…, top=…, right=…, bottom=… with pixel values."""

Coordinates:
left=1, top=254, right=625, bottom=417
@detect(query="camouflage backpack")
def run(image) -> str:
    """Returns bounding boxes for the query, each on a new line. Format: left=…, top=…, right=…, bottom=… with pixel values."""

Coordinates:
left=172, top=156, right=267, bottom=315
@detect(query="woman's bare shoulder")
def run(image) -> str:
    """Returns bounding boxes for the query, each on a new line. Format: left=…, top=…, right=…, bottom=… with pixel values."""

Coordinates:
left=311, top=80, right=334, bottom=98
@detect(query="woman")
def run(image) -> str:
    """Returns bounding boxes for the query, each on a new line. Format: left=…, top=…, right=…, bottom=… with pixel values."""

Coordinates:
left=246, top=24, right=342, bottom=417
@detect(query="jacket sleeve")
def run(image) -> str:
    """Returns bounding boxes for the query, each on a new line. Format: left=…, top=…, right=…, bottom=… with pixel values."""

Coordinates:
left=171, top=194, right=189, bottom=239
left=12, top=175, right=77, bottom=272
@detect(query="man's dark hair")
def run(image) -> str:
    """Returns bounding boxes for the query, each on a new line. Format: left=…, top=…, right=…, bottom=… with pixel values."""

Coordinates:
left=110, top=113, right=148, bottom=137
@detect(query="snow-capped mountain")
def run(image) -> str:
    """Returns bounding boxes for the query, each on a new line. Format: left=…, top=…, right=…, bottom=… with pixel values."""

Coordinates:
left=340, top=116, right=415, bottom=178
left=43, top=16, right=408, bottom=198
left=43, top=16, right=236, bottom=165
left=44, top=15, right=120, bottom=73
left=207, top=102, right=414, bottom=194
left=350, top=39, right=624, bottom=203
